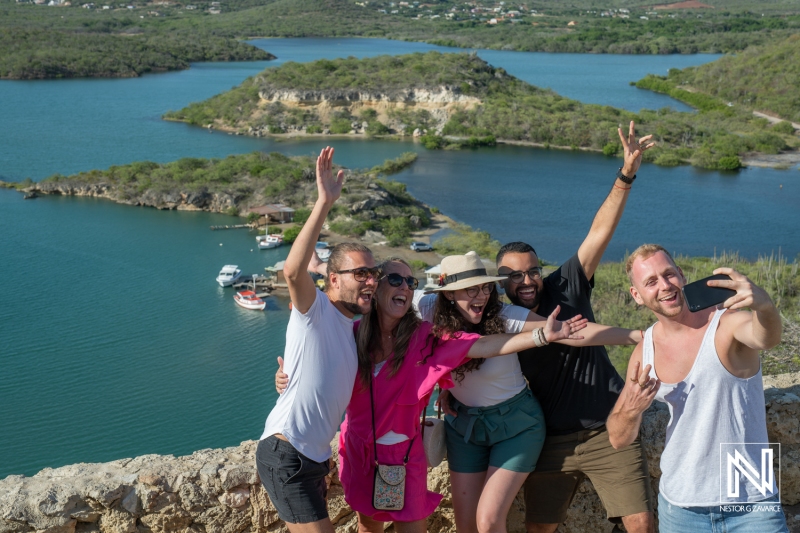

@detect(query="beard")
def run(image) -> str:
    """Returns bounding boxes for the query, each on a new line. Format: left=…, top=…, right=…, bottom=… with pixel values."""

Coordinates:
left=339, top=284, right=372, bottom=315
left=508, top=284, right=541, bottom=310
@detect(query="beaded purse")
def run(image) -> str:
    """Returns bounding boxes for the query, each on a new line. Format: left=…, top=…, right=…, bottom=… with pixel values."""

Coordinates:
left=370, top=377, right=415, bottom=511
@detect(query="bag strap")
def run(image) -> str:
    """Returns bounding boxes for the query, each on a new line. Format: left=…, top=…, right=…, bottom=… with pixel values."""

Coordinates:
left=370, top=372, right=415, bottom=466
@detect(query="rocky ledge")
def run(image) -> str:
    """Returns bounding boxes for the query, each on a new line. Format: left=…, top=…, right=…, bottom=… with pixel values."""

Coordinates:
left=2, top=379, right=799, bottom=533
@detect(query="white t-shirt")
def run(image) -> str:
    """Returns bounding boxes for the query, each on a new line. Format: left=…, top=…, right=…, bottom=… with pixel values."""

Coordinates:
left=261, top=288, right=358, bottom=462
left=412, top=291, right=529, bottom=407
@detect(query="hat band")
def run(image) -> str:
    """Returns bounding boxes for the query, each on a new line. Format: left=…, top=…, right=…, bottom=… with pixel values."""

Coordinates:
left=440, top=268, right=488, bottom=286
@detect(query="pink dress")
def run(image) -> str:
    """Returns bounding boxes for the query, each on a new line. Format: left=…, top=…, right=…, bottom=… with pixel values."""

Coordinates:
left=338, top=321, right=479, bottom=522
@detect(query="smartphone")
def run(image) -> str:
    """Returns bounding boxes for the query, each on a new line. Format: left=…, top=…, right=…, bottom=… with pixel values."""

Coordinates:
left=682, top=274, right=735, bottom=312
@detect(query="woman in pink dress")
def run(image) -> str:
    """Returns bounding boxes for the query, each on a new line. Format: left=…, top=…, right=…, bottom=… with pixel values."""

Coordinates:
left=337, top=259, right=584, bottom=533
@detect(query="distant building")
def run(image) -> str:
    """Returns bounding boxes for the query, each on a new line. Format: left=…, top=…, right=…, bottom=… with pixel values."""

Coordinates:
left=249, top=204, right=296, bottom=224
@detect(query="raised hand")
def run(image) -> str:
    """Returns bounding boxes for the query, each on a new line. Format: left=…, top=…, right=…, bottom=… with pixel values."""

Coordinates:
left=275, top=356, right=289, bottom=394
left=316, top=146, right=345, bottom=205
left=623, top=360, right=660, bottom=413
left=543, top=305, right=588, bottom=343
left=708, top=267, right=773, bottom=312
left=617, top=121, right=656, bottom=178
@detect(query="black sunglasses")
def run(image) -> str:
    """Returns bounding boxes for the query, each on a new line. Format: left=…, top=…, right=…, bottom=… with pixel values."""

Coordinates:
left=335, top=267, right=381, bottom=282
left=383, top=272, right=419, bottom=290
left=506, top=267, right=542, bottom=284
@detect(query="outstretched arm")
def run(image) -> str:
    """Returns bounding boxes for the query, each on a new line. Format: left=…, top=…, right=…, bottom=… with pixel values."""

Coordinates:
left=577, top=121, right=655, bottom=280
left=711, top=267, right=782, bottom=353
left=284, top=147, right=344, bottom=314
left=519, top=309, right=642, bottom=346
left=607, top=347, right=660, bottom=449
left=467, top=306, right=587, bottom=358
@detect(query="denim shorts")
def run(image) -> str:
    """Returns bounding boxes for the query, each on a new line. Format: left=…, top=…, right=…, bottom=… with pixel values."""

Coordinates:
left=444, top=387, right=546, bottom=473
left=657, top=492, right=789, bottom=533
left=255, top=436, right=330, bottom=524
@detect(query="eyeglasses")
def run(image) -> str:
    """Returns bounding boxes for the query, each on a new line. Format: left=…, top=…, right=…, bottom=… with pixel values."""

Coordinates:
left=506, top=268, right=542, bottom=284
left=335, top=267, right=381, bottom=282
left=382, top=273, right=419, bottom=290
left=465, top=283, right=495, bottom=298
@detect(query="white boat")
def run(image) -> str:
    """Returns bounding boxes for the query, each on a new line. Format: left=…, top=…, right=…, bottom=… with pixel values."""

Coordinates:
left=258, top=234, right=284, bottom=250
left=315, top=241, right=331, bottom=261
left=234, top=290, right=266, bottom=311
left=216, top=265, right=242, bottom=287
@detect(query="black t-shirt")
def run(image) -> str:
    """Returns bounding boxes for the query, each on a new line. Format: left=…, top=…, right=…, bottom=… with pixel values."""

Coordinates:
left=517, top=253, right=625, bottom=436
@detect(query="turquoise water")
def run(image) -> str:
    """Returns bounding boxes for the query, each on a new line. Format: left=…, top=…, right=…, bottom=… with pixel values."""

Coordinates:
left=1, top=38, right=798, bottom=478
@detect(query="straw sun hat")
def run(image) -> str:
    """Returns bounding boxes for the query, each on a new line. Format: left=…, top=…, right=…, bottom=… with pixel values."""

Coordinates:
left=427, top=251, right=507, bottom=293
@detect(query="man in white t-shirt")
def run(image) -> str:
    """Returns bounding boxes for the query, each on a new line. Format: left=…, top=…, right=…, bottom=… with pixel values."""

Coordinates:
left=256, top=147, right=380, bottom=533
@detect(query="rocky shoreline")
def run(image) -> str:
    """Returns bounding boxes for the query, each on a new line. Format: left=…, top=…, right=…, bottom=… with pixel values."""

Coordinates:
left=1, top=375, right=798, bottom=533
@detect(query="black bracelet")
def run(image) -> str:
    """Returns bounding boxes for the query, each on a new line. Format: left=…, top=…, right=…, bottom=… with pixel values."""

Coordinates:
left=616, top=167, right=636, bottom=184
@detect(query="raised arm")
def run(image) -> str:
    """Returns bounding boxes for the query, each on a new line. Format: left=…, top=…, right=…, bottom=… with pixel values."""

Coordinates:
left=577, top=121, right=655, bottom=279
left=606, top=346, right=660, bottom=449
left=467, top=305, right=587, bottom=358
left=711, top=267, right=782, bottom=355
left=284, top=147, right=344, bottom=314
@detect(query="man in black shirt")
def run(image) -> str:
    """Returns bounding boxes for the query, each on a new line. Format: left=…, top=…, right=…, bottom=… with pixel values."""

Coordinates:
left=495, top=122, right=655, bottom=533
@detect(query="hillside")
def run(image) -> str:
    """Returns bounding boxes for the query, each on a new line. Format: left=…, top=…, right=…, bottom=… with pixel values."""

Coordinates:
left=164, top=51, right=800, bottom=171
left=637, top=34, right=800, bottom=123
left=1, top=152, right=435, bottom=246
left=3, top=0, right=800, bottom=79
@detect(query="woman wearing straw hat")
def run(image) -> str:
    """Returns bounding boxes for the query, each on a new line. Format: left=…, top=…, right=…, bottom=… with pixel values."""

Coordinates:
left=413, top=251, right=640, bottom=533
left=337, top=257, right=590, bottom=533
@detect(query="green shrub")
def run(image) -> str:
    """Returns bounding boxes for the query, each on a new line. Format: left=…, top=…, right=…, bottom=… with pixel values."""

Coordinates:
left=409, top=260, right=429, bottom=272
left=602, top=142, right=620, bottom=156
left=306, top=124, right=323, bottom=134
left=224, top=206, right=240, bottom=216
left=366, top=120, right=390, bottom=136
left=717, top=155, right=742, bottom=170
left=293, top=207, right=312, bottom=224
left=773, top=121, right=796, bottom=135
left=654, top=152, right=684, bottom=167
left=282, top=225, right=302, bottom=243
left=420, top=134, right=445, bottom=150
left=330, top=118, right=352, bottom=134
left=330, top=218, right=368, bottom=236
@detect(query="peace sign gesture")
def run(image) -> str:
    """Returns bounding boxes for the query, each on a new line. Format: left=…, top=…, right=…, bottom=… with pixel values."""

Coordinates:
left=618, top=121, right=656, bottom=178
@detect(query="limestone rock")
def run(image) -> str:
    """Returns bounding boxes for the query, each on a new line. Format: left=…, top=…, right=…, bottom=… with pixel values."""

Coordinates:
left=0, top=374, right=798, bottom=533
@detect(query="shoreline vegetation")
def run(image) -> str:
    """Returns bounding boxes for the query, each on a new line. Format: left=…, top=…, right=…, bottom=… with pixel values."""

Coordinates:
left=164, top=51, right=800, bottom=171
left=3, top=0, right=800, bottom=79
left=2, top=151, right=798, bottom=376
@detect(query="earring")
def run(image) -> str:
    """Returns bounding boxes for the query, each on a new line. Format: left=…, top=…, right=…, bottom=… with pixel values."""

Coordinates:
left=450, top=300, right=454, bottom=305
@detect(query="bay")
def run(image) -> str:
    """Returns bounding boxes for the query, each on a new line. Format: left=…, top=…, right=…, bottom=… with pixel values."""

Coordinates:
left=1, top=38, right=797, bottom=479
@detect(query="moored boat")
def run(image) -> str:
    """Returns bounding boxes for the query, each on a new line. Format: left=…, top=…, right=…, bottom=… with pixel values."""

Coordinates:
left=233, top=290, right=267, bottom=311
left=216, top=265, right=242, bottom=287
left=315, top=241, right=331, bottom=261
left=257, top=234, right=284, bottom=249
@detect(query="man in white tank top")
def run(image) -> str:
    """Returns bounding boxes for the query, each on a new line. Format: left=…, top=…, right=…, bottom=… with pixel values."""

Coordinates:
left=607, top=244, right=788, bottom=532
left=256, top=147, right=379, bottom=533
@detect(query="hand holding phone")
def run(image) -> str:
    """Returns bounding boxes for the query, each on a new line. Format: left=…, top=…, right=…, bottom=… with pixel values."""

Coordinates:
left=682, top=274, right=736, bottom=313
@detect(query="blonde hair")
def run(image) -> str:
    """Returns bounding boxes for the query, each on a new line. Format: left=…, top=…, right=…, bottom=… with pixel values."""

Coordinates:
left=625, top=244, right=675, bottom=284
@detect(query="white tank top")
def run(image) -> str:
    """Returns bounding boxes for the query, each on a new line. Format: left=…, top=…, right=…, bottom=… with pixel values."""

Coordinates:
left=643, top=309, right=776, bottom=506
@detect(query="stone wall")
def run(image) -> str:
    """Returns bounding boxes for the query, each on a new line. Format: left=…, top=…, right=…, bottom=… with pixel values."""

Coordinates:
left=2, top=380, right=798, bottom=533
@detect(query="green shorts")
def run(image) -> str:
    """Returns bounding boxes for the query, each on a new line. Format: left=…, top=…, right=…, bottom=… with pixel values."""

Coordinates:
left=444, top=388, right=546, bottom=473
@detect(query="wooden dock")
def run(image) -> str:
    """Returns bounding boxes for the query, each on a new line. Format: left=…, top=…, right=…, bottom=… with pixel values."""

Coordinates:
left=210, top=224, right=254, bottom=231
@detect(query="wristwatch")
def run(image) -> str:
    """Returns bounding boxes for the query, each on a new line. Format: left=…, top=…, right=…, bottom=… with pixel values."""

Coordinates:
left=616, top=167, right=636, bottom=184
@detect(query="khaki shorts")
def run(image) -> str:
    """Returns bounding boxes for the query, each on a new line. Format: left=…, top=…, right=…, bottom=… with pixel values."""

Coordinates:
left=523, top=426, right=652, bottom=524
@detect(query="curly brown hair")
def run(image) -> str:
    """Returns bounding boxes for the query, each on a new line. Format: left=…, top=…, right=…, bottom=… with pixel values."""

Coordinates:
left=430, top=285, right=506, bottom=382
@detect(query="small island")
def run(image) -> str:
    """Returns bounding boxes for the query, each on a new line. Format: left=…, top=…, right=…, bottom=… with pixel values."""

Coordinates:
left=164, top=51, right=799, bottom=171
